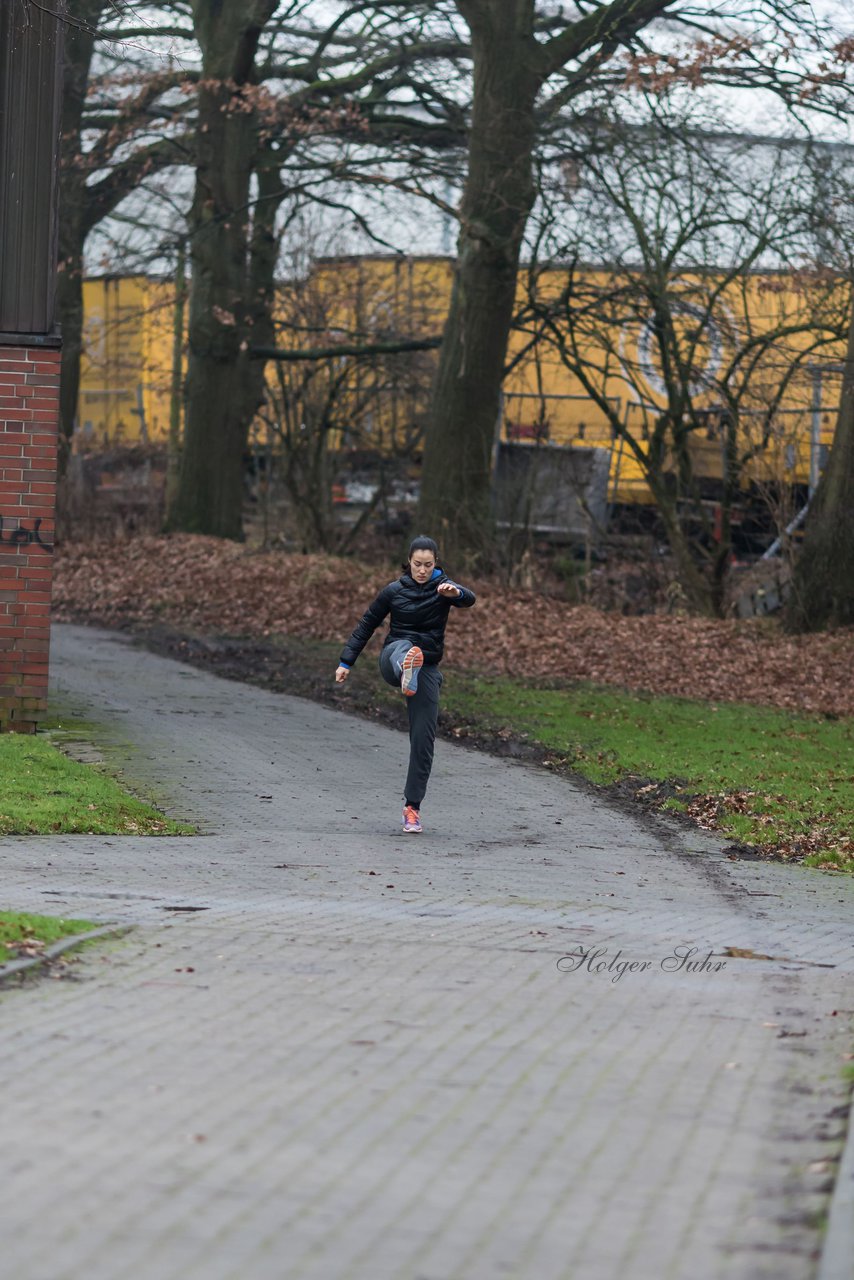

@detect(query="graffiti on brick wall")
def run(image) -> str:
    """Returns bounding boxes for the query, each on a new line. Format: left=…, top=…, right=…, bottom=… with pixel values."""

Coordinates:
left=0, top=516, right=52, bottom=552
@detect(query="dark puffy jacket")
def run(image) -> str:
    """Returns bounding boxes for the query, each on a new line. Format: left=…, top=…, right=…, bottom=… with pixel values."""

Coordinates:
left=340, top=568, right=476, bottom=667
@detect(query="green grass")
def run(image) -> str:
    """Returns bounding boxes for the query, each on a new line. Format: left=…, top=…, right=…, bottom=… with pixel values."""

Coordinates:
left=0, top=733, right=195, bottom=836
left=443, top=675, right=854, bottom=870
left=0, top=910, right=98, bottom=963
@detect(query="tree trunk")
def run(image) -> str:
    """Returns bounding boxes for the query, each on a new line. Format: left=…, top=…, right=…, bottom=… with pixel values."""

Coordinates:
left=417, top=2, right=541, bottom=566
left=645, top=473, right=717, bottom=616
left=786, top=300, right=854, bottom=631
left=709, top=410, right=738, bottom=616
left=165, top=238, right=187, bottom=519
left=167, top=0, right=277, bottom=538
left=57, top=238, right=84, bottom=474
left=245, top=152, right=286, bottom=428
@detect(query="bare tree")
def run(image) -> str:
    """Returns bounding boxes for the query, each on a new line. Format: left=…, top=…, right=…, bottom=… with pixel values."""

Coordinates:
left=168, top=2, right=470, bottom=538
left=517, top=117, right=851, bottom=614
left=58, top=1, right=195, bottom=470
left=787, top=149, right=854, bottom=631
left=258, top=245, right=439, bottom=551
left=163, top=0, right=283, bottom=537
left=416, top=0, right=852, bottom=566
left=786, top=307, right=854, bottom=630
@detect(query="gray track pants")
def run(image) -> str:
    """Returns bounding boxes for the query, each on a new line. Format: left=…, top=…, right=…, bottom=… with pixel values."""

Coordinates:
left=379, top=638, right=443, bottom=808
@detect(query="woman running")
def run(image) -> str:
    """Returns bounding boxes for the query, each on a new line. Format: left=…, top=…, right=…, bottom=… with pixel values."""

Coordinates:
left=335, top=535, right=476, bottom=833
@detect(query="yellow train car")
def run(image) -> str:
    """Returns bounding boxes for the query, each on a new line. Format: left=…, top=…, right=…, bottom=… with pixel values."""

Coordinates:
left=75, top=260, right=846, bottom=508
left=264, top=255, right=453, bottom=457
left=76, top=276, right=174, bottom=450
left=298, top=257, right=845, bottom=505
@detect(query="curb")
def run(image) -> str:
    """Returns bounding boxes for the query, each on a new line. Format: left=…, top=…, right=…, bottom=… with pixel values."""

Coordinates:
left=817, top=1086, right=854, bottom=1280
left=0, top=924, right=132, bottom=984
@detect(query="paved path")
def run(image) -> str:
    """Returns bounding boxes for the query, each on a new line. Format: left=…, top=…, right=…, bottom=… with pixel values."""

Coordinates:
left=1, top=623, right=853, bottom=1280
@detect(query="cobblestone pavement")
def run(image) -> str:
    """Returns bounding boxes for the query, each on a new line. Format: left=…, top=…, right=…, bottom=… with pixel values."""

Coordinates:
left=1, top=624, right=853, bottom=1280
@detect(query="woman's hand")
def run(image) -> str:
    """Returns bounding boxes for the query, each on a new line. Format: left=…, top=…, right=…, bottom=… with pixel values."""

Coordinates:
left=437, top=582, right=462, bottom=599
left=334, top=665, right=350, bottom=683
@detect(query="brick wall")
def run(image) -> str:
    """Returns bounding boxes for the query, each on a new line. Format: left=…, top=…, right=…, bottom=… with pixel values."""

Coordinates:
left=0, top=344, right=59, bottom=732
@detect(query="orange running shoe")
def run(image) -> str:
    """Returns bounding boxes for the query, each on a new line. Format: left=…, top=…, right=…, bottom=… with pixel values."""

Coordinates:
left=400, top=645, right=424, bottom=696
left=402, top=804, right=422, bottom=833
